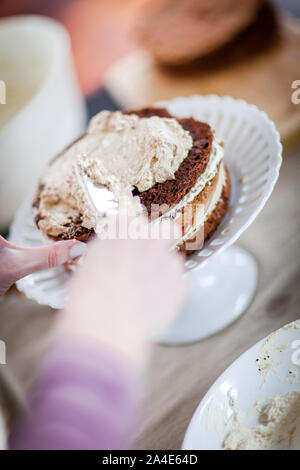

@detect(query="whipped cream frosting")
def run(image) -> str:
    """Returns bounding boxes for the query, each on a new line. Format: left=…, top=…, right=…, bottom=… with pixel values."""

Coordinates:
left=161, top=138, right=224, bottom=222
left=37, top=110, right=193, bottom=235
left=180, top=161, right=226, bottom=243
left=85, top=111, right=193, bottom=192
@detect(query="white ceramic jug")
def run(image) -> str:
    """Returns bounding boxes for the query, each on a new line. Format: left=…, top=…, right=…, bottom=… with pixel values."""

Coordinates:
left=0, top=15, right=87, bottom=231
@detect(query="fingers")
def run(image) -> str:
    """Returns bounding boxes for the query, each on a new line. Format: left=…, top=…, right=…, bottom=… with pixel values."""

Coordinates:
left=0, top=241, right=79, bottom=295
left=18, top=240, right=87, bottom=272
left=0, top=237, right=87, bottom=296
left=0, top=213, right=182, bottom=299
left=2, top=241, right=87, bottom=287
left=2, top=239, right=86, bottom=295
left=0, top=236, right=19, bottom=250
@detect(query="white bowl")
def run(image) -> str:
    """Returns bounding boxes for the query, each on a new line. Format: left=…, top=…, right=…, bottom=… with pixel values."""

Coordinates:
left=182, top=320, right=300, bottom=450
left=0, top=15, right=87, bottom=230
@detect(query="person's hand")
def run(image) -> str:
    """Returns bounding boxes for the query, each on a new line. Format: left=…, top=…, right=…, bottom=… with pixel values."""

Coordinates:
left=0, top=236, right=87, bottom=296
left=56, top=218, right=188, bottom=370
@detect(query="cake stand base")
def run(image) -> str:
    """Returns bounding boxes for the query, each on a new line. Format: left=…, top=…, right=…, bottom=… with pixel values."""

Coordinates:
left=156, top=245, right=258, bottom=345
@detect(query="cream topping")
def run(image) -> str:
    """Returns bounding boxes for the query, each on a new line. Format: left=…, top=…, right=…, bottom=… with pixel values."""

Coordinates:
left=36, top=110, right=193, bottom=235
left=161, top=138, right=224, bottom=221
left=85, top=111, right=193, bottom=192
left=178, top=161, right=226, bottom=243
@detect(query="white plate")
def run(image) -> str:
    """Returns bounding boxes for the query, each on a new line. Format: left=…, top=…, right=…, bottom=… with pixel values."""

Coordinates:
left=182, top=320, right=300, bottom=450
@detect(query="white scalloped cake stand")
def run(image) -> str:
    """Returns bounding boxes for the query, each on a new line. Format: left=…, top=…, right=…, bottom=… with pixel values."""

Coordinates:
left=9, top=96, right=282, bottom=345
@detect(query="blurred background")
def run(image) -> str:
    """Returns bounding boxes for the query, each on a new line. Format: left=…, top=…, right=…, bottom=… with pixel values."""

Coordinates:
left=0, top=0, right=298, bottom=110
left=0, top=1, right=298, bottom=95
left=0, top=0, right=300, bottom=232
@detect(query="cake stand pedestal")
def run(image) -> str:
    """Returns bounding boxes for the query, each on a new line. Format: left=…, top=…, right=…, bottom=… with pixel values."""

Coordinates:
left=156, top=245, right=258, bottom=344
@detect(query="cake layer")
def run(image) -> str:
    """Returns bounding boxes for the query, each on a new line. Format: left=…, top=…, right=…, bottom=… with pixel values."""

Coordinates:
left=181, top=161, right=226, bottom=243
left=160, top=140, right=224, bottom=221
left=179, top=165, right=231, bottom=255
left=127, top=108, right=215, bottom=216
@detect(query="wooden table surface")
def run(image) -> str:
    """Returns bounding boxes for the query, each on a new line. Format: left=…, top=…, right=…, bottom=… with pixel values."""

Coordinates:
left=0, top=144, right=299, bottom=449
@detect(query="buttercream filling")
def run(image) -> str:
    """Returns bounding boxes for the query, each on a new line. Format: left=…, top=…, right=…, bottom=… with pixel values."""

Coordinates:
left=180, top=161, right=226, bottom=242
left=160, top=138, right=224, bottom=222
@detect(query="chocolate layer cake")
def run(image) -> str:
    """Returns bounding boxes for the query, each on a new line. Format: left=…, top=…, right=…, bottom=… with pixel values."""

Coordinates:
left=33, top=107, right=230, bottom=255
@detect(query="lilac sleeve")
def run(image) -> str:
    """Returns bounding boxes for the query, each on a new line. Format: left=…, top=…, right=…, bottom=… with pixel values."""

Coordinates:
left=9, top=341, right=141, bottom=450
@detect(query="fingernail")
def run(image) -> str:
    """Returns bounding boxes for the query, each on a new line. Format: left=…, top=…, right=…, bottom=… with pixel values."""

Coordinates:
left=69, top=242, right=87, bottom=259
